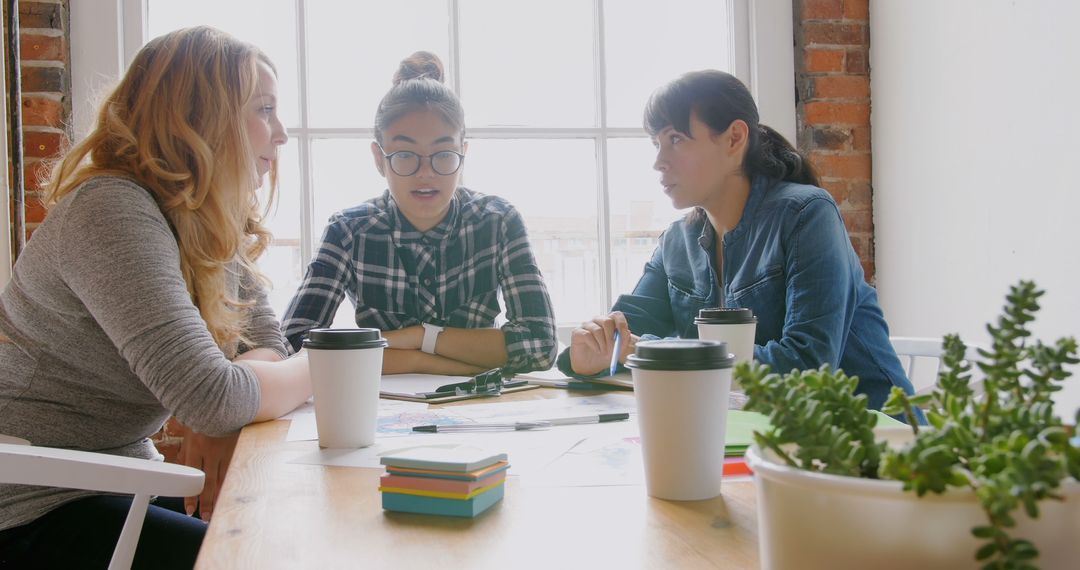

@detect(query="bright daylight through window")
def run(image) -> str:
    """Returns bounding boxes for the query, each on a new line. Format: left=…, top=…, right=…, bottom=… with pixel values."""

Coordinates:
left=147, top=0, right=731, bottom=328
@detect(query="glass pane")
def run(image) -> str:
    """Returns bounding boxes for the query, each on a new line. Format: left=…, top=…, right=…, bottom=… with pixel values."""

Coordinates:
left=255, top=143, right=300, bottom=320
left=146, top=0, right=300, bottom=128
left=607, top=138, right=690, bottom=305
left=604, top=0, right=730, bottom=128
left=309, top=138, right=388, bottom=243
left=258, top=242, right=353, bottom=327
left=462, top=139, right=601, bottom=325
left=306, top=2, right=449, bottom=128
left=258, top=244, right=303, bottom=321
left=459, top=0, right=595, bottom=127
left=257, top=141, right=301, bottom=241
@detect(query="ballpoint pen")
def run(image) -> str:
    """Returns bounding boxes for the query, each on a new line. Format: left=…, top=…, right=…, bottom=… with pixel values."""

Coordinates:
left=412, top=421, right=552, bottom=433
left=610, top=329, right=622, bottom=376
left=412, top=413, right=630, bottom=433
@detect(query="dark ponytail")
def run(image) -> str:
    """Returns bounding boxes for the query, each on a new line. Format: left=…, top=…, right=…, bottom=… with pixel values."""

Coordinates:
left=749, top=124, right=818, bottom=186
left=374, top=51, right=465, bottom=144
left=644, top=70, right=818, bottom=187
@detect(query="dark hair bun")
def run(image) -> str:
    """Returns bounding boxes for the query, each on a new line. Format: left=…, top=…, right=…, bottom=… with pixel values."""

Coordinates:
left=393, top=51, right=445, bottom=85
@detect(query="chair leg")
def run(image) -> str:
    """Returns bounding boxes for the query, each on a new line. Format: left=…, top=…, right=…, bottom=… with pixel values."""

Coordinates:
left=108, top=493, right=150, bottom=570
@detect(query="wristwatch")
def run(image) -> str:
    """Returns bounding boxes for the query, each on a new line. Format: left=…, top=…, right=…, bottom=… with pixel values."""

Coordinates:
left=421, top=323, right=445, bottom=354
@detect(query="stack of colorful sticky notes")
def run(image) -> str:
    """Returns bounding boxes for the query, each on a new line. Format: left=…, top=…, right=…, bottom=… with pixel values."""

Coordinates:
left=379, top=447, right=509, bottom=518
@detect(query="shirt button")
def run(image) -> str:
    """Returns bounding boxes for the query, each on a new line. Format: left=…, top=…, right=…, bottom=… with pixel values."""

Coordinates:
left=424, top=278, right=432, bottom=286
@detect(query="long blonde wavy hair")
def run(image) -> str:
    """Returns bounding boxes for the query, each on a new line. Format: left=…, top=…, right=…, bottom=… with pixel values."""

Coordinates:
left=44, top=26, right=276, bottom=352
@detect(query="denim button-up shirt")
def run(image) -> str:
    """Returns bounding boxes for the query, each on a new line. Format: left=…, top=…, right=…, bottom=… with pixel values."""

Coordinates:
left=558, top=176, right=915, bottom=410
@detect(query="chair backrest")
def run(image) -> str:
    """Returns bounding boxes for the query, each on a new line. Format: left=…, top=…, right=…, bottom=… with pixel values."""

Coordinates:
left=890, top=336, right=984, bottom=397
left=0, top=440, right=204, bottom=570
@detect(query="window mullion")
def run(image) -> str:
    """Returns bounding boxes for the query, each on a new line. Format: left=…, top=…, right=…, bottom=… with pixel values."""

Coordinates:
left=448, top=0, right=462, bottom=95
left=296, top=0, right=314, bottom=265
left=594, top=0, right=613, bottom=309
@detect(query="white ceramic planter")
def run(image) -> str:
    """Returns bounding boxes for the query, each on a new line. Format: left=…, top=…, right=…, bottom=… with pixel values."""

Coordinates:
left=746, top=428, right=1080, bottom=570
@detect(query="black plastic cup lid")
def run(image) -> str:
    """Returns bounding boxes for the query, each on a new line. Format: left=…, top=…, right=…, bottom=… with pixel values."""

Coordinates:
left=625, top=339, right=734, bottom=371
left=302, top=328, right=388, bottom=350
left=694, top=307, right=757, bottom=325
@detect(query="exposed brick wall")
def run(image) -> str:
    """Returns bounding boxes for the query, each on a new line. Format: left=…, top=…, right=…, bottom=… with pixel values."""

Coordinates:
left=793, top=0, right=876, bottom=281
left=17, top=0, right=70, bottom=241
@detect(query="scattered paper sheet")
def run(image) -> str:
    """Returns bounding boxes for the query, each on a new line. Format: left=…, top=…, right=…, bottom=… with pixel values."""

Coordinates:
left=447, top=393, right=637, bottom=422
left=282, top=394, right=755, bottom=487
left=285, top=399, right=435, bottom=441
left=287, top=429, right=586, bottom=475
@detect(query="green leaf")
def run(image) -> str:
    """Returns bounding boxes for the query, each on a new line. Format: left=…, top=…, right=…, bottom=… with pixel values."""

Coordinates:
left=972, top=525, right=999, bottom=539
left=975, top=541, right=999, bottom=560
left=909, top=394, right=933, bottom=407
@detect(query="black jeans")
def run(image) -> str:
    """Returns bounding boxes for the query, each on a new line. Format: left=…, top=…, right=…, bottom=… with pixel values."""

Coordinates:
left=0, top=495, right=206, bottom=569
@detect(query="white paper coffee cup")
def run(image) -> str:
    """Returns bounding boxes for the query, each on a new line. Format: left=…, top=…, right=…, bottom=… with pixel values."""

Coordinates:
left=304, top=328, right=388, bottom=448
left=626, top=339, right=734, bottom=501
left=695, top=307, right=757, bottom=366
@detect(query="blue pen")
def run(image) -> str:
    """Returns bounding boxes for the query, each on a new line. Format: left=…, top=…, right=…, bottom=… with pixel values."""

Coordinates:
left=609, top=329, right=622, bottom=376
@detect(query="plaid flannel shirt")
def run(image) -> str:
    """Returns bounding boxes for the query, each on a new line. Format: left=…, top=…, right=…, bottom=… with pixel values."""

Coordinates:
left=281, top=187, right=557, bottom=373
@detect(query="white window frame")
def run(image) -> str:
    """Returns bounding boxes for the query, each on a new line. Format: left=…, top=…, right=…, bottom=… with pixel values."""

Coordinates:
left=67, top=0, right=794, bottom=316
left=0, top=33, right=11, bottom=289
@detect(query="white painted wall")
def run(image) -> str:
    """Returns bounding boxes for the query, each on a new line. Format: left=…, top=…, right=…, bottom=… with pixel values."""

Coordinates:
left=871, top=0, right=1080, bottom=416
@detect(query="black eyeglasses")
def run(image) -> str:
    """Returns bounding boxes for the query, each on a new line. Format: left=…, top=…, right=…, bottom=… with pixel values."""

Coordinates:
left=377, top=143, right=465, bottom=177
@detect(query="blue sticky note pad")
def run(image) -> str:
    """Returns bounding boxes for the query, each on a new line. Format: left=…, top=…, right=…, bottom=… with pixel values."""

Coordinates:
left=382, top=484, right=505, bottom=518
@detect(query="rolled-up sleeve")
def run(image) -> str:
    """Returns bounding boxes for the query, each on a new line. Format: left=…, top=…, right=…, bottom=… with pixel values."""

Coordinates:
left=281, top=219, right=355, bottom=353
left=497, top=208, right=557, bottom=372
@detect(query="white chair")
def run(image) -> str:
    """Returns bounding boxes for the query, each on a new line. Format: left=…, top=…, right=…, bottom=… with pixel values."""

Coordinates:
left=890, top=336, right=985, bottom=397
left=0, top=439, right=205, bottom=570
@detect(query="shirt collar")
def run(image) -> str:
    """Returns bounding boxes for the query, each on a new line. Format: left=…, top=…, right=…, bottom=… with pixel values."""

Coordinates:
left=388, top=188, right=463, bottom=245
left=720, top=175, right=774, bottom=246
left=694, top=175, right=775, bottom=250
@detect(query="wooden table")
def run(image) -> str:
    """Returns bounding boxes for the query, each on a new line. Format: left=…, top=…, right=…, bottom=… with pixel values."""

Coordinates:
left=195, top=389, right=760, bottom=569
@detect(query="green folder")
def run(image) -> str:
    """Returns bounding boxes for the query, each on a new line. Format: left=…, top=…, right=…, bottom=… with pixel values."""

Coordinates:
left=725, top=410, right=907, bottom=457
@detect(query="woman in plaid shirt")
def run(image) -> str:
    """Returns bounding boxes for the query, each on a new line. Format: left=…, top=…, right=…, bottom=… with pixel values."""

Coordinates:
left=282, top=52, right=557, bottom=375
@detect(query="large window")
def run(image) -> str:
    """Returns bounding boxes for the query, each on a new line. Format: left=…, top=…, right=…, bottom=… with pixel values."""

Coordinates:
left=133, top=1, right=785, bottom=329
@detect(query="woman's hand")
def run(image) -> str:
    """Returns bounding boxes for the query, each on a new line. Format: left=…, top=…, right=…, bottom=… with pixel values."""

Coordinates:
left=177, top=426, right=239, bottom=522
left=568, top=311, right=636, bottom=375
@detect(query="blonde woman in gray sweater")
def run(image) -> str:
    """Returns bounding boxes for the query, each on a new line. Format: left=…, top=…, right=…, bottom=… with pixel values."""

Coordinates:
left=0, top=27, right=310, bottom=569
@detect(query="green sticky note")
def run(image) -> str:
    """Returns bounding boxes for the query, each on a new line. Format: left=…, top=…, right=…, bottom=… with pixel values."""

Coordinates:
left=871, top=410, right=908, bottom=428
left=725, top=410, right=772, bottom=453
left=725, top=409, right=908, bottom=456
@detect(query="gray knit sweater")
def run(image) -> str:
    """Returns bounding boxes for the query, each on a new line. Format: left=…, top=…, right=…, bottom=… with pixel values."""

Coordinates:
left=0, top=176, right=287, bottom=530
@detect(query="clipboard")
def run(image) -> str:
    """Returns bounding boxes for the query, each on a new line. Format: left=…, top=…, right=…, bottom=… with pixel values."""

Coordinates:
left=380, top=368, right=540, bottom=404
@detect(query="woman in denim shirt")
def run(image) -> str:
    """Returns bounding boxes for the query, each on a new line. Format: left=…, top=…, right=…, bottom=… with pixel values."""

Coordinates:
left=558, top=70, right=914, bottom=411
